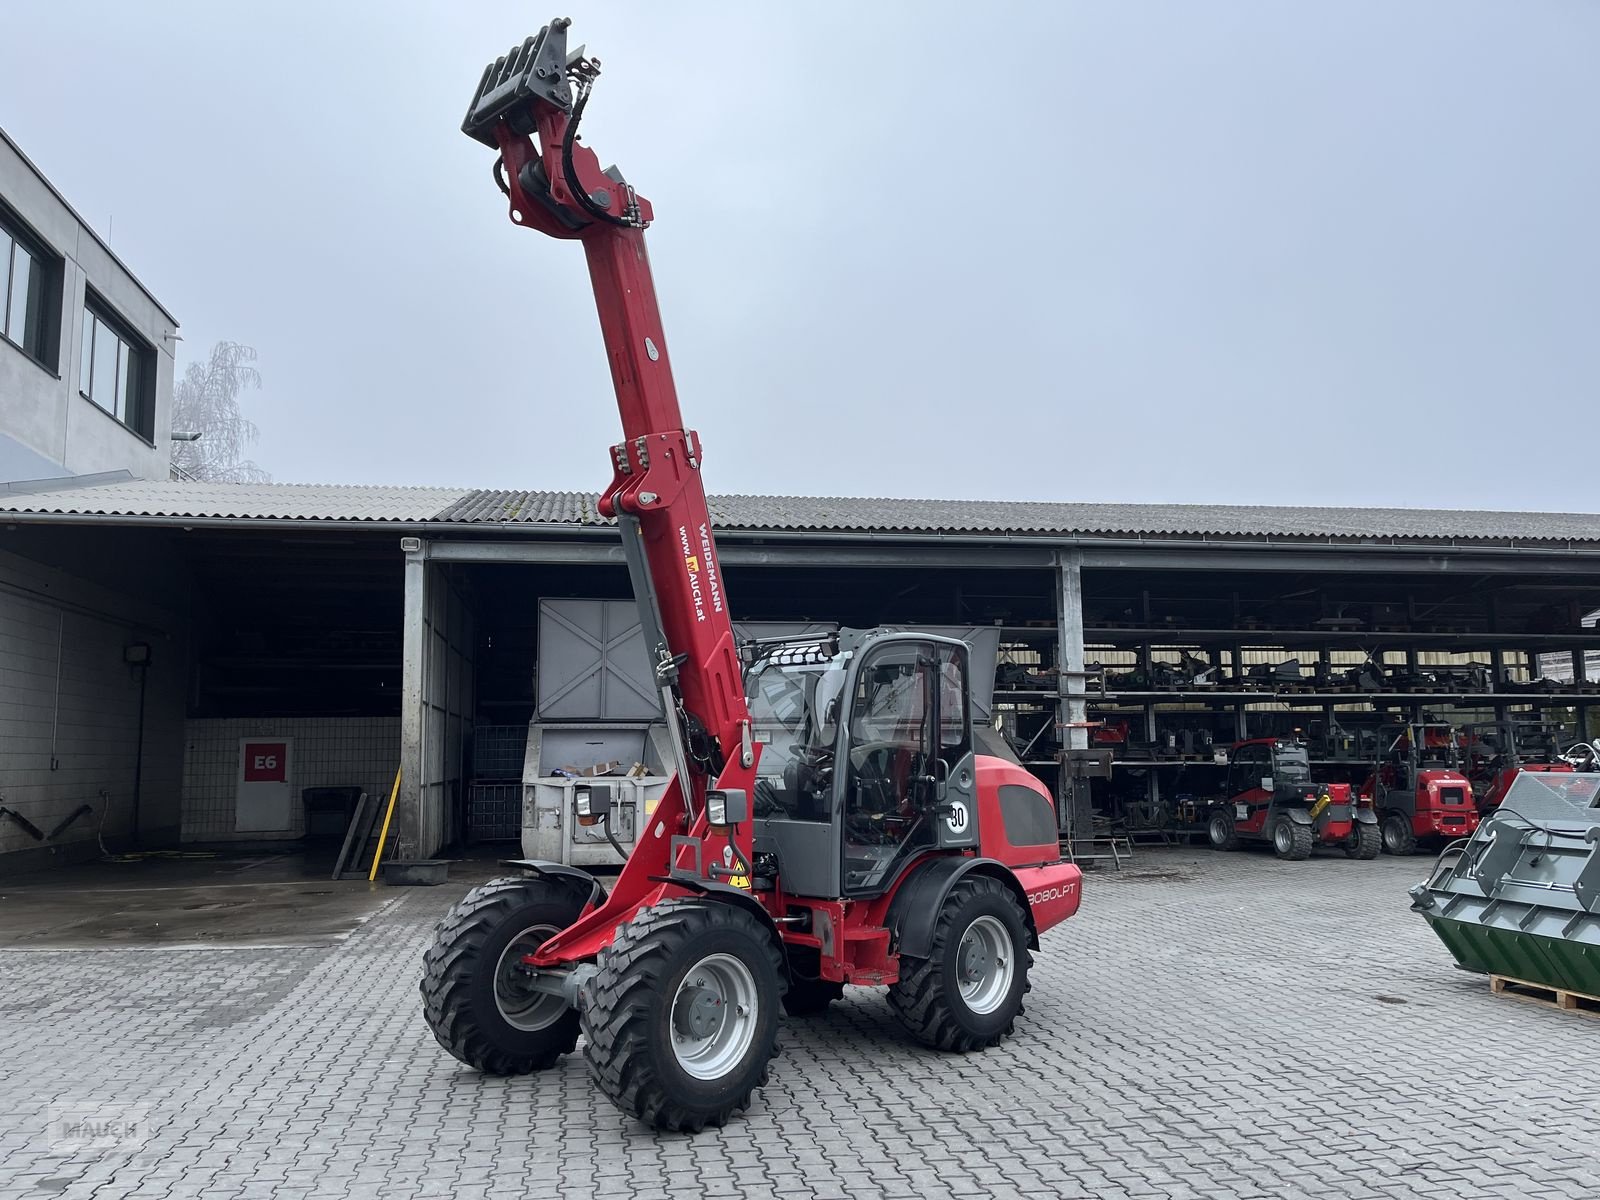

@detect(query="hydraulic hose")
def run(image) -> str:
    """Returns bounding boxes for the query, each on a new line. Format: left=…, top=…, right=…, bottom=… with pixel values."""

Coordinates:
left=561, top=81, right=637, bottom=228
left=601, top=809, right=627, bottom=860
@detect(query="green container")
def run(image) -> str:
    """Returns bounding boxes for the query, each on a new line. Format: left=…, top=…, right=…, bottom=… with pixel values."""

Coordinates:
left=1410, top=769, right=1600, bottom=997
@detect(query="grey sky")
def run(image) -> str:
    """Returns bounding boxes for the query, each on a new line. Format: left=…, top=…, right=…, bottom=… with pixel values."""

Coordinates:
left=3, top=1, right=1596, bottom=509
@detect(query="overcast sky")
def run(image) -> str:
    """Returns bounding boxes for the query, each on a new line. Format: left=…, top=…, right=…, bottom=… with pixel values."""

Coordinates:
left=3, top=1, right=1596, bottom=510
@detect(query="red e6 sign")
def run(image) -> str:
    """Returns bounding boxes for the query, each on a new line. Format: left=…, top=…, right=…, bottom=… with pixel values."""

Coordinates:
left=243, top=742, right=288, bottom=783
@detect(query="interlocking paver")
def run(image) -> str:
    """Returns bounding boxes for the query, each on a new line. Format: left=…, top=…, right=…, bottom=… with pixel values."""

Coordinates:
left=4, top=848, right=1600, bottom=1199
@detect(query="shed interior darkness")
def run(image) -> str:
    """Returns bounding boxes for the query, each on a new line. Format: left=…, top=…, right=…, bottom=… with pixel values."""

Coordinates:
left=5, top=520, right=1596, bottom=863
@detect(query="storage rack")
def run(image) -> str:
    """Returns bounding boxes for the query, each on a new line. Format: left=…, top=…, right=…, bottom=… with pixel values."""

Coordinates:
left=989, top=622, right=1598, bottom=845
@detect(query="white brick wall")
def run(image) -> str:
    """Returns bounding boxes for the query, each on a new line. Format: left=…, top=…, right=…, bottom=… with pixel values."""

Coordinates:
left=0, top=548, right=185, bottom=863
left=181, top=717, right=399, bottom=842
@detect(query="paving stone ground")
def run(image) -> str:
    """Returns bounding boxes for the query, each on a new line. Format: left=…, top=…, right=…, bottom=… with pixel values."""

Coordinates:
left=3, top=847, right=1598, bottom=1199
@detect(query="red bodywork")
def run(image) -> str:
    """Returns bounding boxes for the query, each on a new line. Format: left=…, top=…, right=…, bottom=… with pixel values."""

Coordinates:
left=1233, top=782, right=1357, bottom=841
left=1362, top=763, right=1480, bottom=841
left=1475, top=763, right=1574, bottom=812
left=477, top=26, right=1080, bottom=980
left=1224, top=738, right=1366, bottom=845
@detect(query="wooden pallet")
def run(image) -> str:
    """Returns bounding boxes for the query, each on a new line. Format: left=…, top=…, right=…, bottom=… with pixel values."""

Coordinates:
left=1489, top=974, right=1600, bottom=1018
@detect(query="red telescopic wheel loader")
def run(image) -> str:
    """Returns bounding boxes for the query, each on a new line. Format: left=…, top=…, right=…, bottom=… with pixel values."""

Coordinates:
left=419, top=19, right=1084, bottom=1132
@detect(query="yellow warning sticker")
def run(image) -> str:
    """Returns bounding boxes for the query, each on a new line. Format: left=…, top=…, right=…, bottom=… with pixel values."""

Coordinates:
left=727, top=874, right=751, bottom=890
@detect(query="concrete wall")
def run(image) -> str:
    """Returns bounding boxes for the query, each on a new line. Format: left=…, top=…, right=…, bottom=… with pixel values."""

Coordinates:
left=0, top=534, right=187, bottom=870
left=398, top=552, right=474, bottom=859
left=0, top=131, right=177, bottom=483
left=180, top=717, right=399, bottom=842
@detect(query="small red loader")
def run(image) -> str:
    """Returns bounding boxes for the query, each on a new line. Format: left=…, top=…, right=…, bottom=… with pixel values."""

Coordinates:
left=419, top=19, right=1084, bottom=1132
left=1358, top=722, right=1478, bottom=855
left=1205, top=738, right=1379, bottom=860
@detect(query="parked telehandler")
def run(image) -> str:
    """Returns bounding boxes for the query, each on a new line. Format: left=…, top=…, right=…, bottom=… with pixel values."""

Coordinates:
left=420, top=18, right=1084, bottom=1132
left=1206, top=738, right=1379, bottom=860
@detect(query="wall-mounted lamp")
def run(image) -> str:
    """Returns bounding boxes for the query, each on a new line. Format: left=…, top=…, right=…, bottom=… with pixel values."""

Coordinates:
left=170, top=431, right=202, bottom=442
left=123, top=642, right=151, bottom=666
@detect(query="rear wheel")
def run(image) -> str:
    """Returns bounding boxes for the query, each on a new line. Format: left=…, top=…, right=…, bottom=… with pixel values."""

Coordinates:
left=420, top=876, right=586, bottom=1074
left=1347, top=820, right=1381, bottom=860
left=888, top=875, right=1031, bottom=1051
left=1271, top=816, right=1313, bottom=861
left=1207, top=808, right=1239, bottom=851
left=1382, top=812, right=1418, bottom=856
left=582, top=899, right=783, bottom=1132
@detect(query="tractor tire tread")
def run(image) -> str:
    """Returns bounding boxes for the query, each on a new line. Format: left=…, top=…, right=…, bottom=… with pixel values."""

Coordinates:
left=581, top=898, right=784, bottom=1133
left=1348, top=820, right=1381, bottom=860
left=887, top=875, right=1032, bottom=1053
left=1275, top=818, right=1314, bottom=861
left=1208, top=810, right=1239, bottom=851
left=419, top=876, right=582, bottom=1075
left=1382, top=812, right=1418, bottom=856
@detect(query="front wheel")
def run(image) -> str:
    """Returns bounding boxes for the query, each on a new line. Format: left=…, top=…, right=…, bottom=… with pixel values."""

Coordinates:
left=420, top=876, right=587, bottom=1074
left=582, top=899, right=784, bottom=1132
left=888, top=875, right=1032, bottom=1051
left=1347, top=820, right=1381, bottom=860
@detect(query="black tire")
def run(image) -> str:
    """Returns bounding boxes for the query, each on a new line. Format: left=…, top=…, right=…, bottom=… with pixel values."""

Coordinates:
left=1381, top=812, right=1418, bottom=856
left=1207, top=808, right=1239, bottom=851
left=581, top=899, right=784, bottom=1132
left=1347, top=820, right=1381, bottom=860
left=782, top=976, right=845, bottom=1016
left=888, top=875, right=1032, bottom=1051
left=420, top=875, right=586, bottom=1075
left=1270, top=816, right=1313, bottom=861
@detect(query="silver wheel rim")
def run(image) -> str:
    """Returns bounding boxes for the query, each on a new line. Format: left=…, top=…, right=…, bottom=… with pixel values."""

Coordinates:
left=670, top=952, right=759, bottom=1080
left=1209, top=815, right=1230, bottom=845
left=956, top=915, right=1014, bottom=1015
left=1383, top=820, right=1402, bottom=851
left=494, top=924, right=566, bottom=1032
left=1274, top=822, right=1292, bottom=854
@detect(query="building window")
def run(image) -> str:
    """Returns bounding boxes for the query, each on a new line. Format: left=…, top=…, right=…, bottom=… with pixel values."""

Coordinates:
left=0, top=208, right=59, bottom=367
left=79, top=297, right=154, bottom=440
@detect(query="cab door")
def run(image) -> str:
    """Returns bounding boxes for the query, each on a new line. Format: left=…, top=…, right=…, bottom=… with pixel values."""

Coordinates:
left=837, top=637, right=977, bottom=896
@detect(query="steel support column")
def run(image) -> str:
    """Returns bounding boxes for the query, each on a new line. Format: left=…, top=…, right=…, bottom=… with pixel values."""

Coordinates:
left=1055, top=549, right=1094, bottom=858
left=396, top=539, right=429, bottom=860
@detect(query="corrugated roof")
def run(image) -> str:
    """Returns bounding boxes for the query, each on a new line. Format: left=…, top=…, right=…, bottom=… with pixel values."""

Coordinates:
left=5, top=480, right=1600, bottom=545
left=0, top=480, right=468, bottom=522
left=437, top=489, right=1600, bottom=545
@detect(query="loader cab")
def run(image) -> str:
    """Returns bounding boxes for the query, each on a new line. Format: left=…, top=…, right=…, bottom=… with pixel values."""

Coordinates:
left=746, top=629, right=979, bottom=900
left=1224, top=738, right=1310, bottom=799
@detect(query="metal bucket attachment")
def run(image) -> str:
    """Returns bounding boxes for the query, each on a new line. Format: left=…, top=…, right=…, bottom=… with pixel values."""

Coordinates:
left=1410, top=769, right=1600, bottom=996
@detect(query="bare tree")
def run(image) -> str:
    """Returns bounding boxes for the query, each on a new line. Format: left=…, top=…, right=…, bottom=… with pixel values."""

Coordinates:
left=169, top=341, right=270, bottom=483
